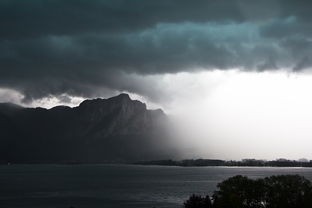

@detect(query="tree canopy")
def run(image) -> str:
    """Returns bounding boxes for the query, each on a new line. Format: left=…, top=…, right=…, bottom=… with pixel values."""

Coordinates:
left=184, top=175, right=312, bottom=208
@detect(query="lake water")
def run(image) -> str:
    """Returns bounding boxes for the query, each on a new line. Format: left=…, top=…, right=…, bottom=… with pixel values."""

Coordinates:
left=1, top=165, right=312, bottom=208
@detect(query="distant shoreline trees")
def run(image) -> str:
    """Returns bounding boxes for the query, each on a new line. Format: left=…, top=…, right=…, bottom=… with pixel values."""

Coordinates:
left=184, top=174, right=312, bottom=208
left=136, top=158, right=312, bottom=167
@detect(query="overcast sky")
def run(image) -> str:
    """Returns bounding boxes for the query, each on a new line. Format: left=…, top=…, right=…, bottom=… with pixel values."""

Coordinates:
left=2, top=0, right=312, bottom=159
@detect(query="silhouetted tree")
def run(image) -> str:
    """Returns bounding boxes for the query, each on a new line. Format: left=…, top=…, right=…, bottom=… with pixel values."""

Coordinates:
left=213, top=175, right=265, bottom=208
left=184, top=194, right=212, bottom=208
left=185, top=175, right=312, bottom=208
left=263, top=175, right=312, bottom=208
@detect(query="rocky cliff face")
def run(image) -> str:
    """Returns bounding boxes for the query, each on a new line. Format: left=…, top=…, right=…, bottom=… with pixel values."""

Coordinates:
left=0, top=94, right=174, bottom=163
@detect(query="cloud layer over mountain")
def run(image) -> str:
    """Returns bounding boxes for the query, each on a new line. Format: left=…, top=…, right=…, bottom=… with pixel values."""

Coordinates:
left=1, top=0, right=312, bottom=102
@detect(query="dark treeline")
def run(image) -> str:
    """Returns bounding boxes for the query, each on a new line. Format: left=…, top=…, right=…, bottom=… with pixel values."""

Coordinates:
left=136, top=158, right=312, bottom=167
left=184, top=174, right=312, bottom=208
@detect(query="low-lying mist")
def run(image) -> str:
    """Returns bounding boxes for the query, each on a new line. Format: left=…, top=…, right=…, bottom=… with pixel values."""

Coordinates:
left=154, top=70, right=312, bottom=161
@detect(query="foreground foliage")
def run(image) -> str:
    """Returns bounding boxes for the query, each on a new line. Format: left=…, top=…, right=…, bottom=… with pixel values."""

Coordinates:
left=184, top=175, right=312, bottom=208
left=184, top=194, right=212, bottom=208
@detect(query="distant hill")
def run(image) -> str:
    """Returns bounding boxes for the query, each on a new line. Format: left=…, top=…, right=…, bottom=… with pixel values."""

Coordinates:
left=0, top=94, right=175, bottom=163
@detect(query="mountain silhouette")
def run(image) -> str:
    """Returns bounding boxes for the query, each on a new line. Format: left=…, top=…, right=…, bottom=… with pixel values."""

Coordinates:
left=0, top=94, right=174, bottom=163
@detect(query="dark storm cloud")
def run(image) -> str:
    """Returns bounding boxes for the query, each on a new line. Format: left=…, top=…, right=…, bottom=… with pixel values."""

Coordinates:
left=1, top=0, right=312, bottom=102
left=0, top=0, right=246, bottom=39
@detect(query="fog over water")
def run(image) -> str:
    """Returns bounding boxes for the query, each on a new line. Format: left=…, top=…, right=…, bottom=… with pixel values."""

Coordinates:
left=165, top=70, right=312, bottom=160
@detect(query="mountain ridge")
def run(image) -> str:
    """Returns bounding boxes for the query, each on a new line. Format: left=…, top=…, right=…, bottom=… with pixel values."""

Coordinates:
left=0, top=94, right=174, bottom=163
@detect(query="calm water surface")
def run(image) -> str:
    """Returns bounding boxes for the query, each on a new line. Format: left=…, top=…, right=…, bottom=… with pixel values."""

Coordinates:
left=1, top=164, right=312, bottom=208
